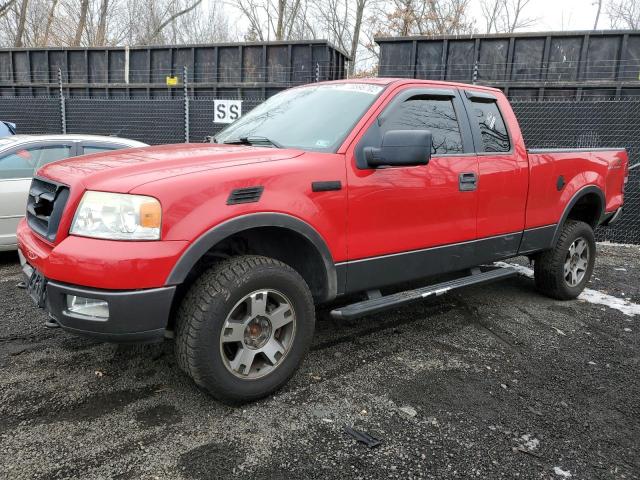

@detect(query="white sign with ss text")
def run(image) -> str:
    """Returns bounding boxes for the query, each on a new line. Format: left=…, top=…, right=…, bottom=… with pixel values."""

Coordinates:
left=213, top=100, right=242, bottom=124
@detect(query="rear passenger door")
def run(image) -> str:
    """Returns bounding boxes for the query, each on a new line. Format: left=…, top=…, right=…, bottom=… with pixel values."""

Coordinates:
left=345, top=87, right=478, bottom=292
left=462, top=90, right=528, bottom=241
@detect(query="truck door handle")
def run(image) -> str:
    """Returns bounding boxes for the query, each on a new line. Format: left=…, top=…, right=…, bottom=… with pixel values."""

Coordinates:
left=459, top=172, right=477, bottom=191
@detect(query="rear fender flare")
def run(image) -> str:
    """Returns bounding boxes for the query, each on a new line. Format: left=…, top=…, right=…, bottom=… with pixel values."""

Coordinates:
left=552, top=185, right=604, bottom=245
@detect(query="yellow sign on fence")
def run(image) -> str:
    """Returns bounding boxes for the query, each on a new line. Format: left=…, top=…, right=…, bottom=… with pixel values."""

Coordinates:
left=166, top=76, right=179, bottom=86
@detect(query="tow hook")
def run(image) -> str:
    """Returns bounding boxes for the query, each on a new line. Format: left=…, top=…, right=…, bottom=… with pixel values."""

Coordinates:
left=45, top=315, right=60, bottom=329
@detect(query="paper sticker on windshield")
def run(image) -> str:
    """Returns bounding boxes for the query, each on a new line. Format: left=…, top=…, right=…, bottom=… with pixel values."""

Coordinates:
left=315, top=139, right=331, bottom=148
left=214, top=100, right=242, bottom=124
left=321, top=83, right=383, bottom=95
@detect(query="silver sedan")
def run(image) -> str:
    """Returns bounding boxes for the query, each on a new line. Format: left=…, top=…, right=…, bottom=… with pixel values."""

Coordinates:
left=0, top=134, right=147, bottom=251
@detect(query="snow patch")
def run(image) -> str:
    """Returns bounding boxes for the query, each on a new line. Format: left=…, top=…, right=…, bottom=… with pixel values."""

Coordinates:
left=519, top=434, right=540, bottom=451
left=578, top=288, right=640, bottom=317
left=495, top=261, right=533, bottom=278
left=597, top=241, right=640, bottom=249
left=553, top=467, right=572, bottom=478
left=495, top=262, right=640, bottom=317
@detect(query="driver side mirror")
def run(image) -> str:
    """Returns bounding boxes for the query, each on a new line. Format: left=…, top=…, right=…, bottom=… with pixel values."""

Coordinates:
left=364, top=130, right=432, bottom=168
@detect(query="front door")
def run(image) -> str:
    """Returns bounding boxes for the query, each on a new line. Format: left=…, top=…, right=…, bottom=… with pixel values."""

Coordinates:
left=343, top=86, right=479, bottom=293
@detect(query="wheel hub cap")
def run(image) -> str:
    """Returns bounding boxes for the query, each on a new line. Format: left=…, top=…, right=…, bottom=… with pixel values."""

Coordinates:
left=564, top=237, right=589, bottom=287
left=220, top=289, right=296, bottom=379
left=244, top=316, right=272, bottom=349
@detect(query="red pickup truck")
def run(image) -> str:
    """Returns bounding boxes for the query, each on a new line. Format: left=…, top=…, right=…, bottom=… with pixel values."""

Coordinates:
left=17, top=78, right=628, bottom=403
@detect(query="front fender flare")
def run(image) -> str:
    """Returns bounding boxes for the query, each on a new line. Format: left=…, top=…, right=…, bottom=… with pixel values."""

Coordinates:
left=165, top=213, right=337, bottom=301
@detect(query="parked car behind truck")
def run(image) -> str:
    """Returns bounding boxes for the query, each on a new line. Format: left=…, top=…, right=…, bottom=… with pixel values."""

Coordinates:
left=17, top=79, right=628, bottom=403
left=0, top=134, right=147, bottom=251
left=0, top=121, right=16, bottom=137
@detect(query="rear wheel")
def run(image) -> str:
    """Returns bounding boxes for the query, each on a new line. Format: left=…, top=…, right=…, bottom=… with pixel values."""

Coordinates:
left=534, top=220, right=596, bottom=300
left=175, top=255, right=315, bottom=404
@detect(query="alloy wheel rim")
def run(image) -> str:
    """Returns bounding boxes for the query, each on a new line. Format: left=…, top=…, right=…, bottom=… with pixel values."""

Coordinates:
left=219, top=289, right=296, bottom=379
left=564, top=237, right=589, bottom=287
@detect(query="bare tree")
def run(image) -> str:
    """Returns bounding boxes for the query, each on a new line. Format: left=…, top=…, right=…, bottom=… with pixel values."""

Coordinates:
left=607, top=0, right=640, bottom=29
left=73, top=0, right=89, bottom=46
left=593, top=0, right=602, bottom=29
left=0, top=0, right=16, bottom=18
left=314, top=0, right=373, bottom=75
left=233, top=0, right=310, bottom=41
left=480, top=0, right=536, bottom=33
left=42, top=0, right=59, bottom=45
left=144, top=0, right=202, bottom=43
left=372, top=0, right=474, bottom=37
left=94, top=0, right=109, bottom=45
left=349, top=0, right=367, bottom=75
left=480, top=0, right=501, bottom=33
left=502, top=0, right=536, bottom=32
left=14, top=0, right=28, bottom=46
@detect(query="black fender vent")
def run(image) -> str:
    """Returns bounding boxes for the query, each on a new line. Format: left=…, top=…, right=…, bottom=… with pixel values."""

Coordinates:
left=227, top=186, right=264, bottom=205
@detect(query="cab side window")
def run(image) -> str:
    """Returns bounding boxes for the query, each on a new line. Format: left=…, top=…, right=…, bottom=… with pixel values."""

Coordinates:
left=469, top=100, right=510, bottom=153
left=381, top=96, right=463, bottom=155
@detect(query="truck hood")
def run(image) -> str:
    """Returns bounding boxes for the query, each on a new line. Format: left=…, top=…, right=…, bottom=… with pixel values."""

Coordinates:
left=38, top=143, right=305, bottom=192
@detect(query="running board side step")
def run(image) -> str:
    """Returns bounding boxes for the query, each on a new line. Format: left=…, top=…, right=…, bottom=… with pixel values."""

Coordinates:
left=330, top=267, right=517, bottom=320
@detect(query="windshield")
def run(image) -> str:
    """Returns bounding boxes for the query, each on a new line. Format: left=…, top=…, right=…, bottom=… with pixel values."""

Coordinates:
left=215, top=83, right=384, bottom=152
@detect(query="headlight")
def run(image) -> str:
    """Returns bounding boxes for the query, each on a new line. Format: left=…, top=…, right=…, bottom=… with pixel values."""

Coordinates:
left=70, top=191, right=161, bottom=240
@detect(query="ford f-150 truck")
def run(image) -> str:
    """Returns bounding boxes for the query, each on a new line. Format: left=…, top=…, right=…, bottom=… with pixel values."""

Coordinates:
left=17, top=78, right=628, bottom=403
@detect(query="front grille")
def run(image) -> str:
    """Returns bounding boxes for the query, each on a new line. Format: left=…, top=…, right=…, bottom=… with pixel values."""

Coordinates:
left=26, top=177, right=70, bottom=242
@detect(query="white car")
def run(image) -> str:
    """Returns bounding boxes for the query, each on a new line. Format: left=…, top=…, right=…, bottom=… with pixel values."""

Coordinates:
left=0, top=134, right=147, bottom=251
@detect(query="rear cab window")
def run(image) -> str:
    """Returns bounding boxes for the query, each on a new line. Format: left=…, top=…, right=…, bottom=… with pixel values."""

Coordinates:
left=466, top=94, right=511, bottom=153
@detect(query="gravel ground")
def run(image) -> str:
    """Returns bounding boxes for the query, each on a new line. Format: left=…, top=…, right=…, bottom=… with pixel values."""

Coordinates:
left=0, top=244, right=638, bottom=480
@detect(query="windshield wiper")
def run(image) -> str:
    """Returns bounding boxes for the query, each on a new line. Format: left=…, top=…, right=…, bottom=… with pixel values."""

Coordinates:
left=222, top=136, right=282, bottom=148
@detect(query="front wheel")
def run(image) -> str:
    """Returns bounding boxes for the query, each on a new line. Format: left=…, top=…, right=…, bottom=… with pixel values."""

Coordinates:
left=175, top=255, right=315, bottom=404
left=533, top=220, right=596, bottom=300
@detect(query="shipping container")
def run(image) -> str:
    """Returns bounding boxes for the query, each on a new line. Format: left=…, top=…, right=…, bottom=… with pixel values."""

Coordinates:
left=0, top=40, right=349, bottom=98
left=376, top=30, right=640, bottom=99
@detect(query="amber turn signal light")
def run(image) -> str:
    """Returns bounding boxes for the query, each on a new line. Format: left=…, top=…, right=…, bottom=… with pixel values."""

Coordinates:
left=139, top=201, right=161, bottom=228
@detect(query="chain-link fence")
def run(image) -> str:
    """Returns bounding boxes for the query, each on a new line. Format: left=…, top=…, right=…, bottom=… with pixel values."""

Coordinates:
left=512, top=99, right=640, bottom=245
left=0, top=94, right=638, bottom=244
left=0, top=97, right=62, bottom=133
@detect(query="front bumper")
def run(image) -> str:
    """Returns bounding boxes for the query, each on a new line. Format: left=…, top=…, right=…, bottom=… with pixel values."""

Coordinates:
left=20, top=254, right=175, bottom=343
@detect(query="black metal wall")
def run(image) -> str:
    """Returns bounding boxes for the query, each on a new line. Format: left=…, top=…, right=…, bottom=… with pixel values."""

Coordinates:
left=0, top=40, right=348, bottom=98
left=376, top=30, right=640, bottom=99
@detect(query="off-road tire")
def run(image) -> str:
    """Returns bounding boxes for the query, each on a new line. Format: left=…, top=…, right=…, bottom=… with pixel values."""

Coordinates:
left=175, top=255, right=315, bottom=404
left=534, top=220, right=596, bottom=300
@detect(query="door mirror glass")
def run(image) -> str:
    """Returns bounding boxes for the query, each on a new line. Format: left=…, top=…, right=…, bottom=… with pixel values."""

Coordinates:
left=364, top=130, right=432, bottom=168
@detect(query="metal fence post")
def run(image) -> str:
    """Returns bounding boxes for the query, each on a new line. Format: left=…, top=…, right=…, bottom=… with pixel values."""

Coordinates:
left=472, top=60, right=478, bottom=85
left=58, top=68, right=66, bottom=134
left=184, top=65, right=189, bottom=143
